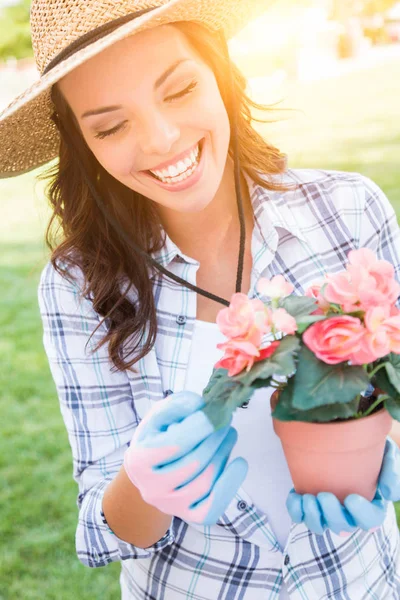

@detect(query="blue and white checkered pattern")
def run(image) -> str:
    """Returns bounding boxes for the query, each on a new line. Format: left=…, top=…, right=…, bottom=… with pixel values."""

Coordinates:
left=38, top=169, right=400, bottom=599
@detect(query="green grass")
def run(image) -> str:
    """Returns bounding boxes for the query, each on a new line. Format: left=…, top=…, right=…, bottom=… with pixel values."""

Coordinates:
left=1, top=56, right=400, bottom=598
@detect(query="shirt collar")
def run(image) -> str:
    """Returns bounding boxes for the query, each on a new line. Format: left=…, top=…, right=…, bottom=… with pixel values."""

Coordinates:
left=149, top=169, right=307, bottom=275
left=244, top=170, right=307, bottom=245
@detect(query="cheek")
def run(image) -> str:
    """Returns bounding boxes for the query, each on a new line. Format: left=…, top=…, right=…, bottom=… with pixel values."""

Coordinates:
left=94, top=143, right=136, bottom=180
left=194, top=86, right=230, bottom=146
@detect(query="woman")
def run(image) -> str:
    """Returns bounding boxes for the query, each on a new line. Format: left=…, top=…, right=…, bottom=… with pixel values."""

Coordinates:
left=1, top=1, right=400, bottom=598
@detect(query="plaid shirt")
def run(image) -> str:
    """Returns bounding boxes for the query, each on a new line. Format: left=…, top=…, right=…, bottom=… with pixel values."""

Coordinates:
left=38, top=168, right=400, bottom=599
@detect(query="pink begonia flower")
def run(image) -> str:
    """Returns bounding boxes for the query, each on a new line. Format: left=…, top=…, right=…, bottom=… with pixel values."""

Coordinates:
left=257, top=275, right=294, bottom=298
left=355, top=268, right=400, bottom=311
left=216, top=293, right=271, bottom=339
left=348, top=305, right=400, bottom=364
left=389, top=304, right=400, bottom=317
left=347, top=247, right=394, bottom=275
left=350, top=306, right=390, bottom=362
left=215, top=339, right=280, bottom=377
left=347, top=343, right=378, bottom=366
left=305, top=282, right=331, bottom=315
left=384, top=310, right=400, bottom=353
left=348, top=249, right=399, bottom=309
left=364, top=305, right=400, bottom=355
left=323, top=271, right=360, bottom=312
left=303, top=316, right=365, bottom=364
left=255, top=305, right=274, bottom=333
left=272, top=308, right=298, bottom=335
left=324, top=248, right=400, bottom=312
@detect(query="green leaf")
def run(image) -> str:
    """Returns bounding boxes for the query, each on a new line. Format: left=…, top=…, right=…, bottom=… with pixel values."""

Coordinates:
left=384, top=397, right=400, bottom=421
left=291, top=346, right=370, bottom=411
left=202, top=385, right=253, bottom=431
left=375, top=364, right=399, bottom=399
left=233, top=335, right=300, bottom=386
left=296, top=315, right=328, bottom=334
left=385, top=353, right=400, bottom=394
left=374, top=360, right=400, bottom=422
left=202, top=367, right=254, bottom=430
left=278, top=295, right=318, bottom=318
left=271, top=376, right=360, bottom=422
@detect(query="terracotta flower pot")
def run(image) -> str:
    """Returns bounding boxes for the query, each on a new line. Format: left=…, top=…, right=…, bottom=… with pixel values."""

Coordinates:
left=272, top=407, right=392, bottom=503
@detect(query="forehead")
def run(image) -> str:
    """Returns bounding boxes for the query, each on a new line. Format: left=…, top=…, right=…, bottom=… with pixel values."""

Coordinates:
left=59, top=24, right=198, bottom=107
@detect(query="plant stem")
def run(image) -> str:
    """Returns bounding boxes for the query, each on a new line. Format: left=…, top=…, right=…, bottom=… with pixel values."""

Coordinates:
left=270, top=377, right=285, bottom=390
left=367, top=362, right=387, bottom=380
left=361, top=395, right=389, bottom=417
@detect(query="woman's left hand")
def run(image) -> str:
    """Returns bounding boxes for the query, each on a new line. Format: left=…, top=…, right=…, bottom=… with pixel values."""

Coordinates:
left=286, top=437, right=400, bottom=536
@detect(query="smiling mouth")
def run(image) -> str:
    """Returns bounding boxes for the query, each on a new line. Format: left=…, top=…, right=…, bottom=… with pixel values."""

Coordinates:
left=145, top=138, right=205, bottom=185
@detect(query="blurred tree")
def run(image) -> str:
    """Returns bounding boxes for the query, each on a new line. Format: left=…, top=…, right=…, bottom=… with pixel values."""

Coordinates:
left=360, top=0, right=399, bottom=15
left=332, top=0, right=398, bottom=18
left=0, top=0, right=32, bottom=61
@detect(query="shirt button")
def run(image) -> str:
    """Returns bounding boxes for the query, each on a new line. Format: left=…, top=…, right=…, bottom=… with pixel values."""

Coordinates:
left=163, top=389, right=174, bottom=397
left=237, top=500, right=248, bottom=511
left=284, top=554, right=290, bottom=566
left=176, top=315, right=187, bottom=325
left=240, top=400, right=250, bottom=409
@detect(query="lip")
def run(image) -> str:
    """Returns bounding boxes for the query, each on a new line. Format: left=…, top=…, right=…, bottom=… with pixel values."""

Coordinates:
left=142, top=138, right=206, bottom=193
left=144, top=140, right=200, bottom=173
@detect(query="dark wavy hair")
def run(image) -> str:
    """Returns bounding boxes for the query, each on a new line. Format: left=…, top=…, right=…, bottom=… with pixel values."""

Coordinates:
left=41, top=20, right=287, bottom=372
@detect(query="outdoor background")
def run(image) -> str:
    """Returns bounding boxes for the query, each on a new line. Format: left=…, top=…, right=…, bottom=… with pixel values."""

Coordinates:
left=1, top=0, right=400, bottom=598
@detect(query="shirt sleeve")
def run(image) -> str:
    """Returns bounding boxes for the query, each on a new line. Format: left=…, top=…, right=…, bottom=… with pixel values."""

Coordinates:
left=37, top=261, right=177, bottom=568
left=358, top=175, right=400, bottom=309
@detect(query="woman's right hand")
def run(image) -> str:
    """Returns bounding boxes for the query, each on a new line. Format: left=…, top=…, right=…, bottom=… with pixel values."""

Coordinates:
left=123, top=391, right=248, bottom=525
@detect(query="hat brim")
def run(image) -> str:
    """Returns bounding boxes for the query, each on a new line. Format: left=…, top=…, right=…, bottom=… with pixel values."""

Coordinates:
left=0, top=0, right=269, bottom=178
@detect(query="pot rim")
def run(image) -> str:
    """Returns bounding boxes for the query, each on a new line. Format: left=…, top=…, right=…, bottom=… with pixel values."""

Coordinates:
left=272, top=407, right=392, bottom=453
left=273, top=406, right=389, bottom=427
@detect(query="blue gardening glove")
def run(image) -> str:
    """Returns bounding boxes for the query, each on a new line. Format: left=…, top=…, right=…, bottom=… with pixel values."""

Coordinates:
left=286, top=437, right=400, bottom=536
left=124, top=391, right=248, bottom=526
left=377, top=436, right=400, bottom=501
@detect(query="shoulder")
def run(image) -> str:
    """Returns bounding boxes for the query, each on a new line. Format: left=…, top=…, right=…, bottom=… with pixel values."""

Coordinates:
left=256, top=168, right=393, bottom=225
left=252, top=168, right=398, bottom=257
left=38, top=259, right=96, bottom=321
left=281, top=168, right=395, bottom=223
left=39, top=259, right=87, bottom=299
left=38, top=259, right=139, bottom=321
left=261, top=167, right=383, bottom=205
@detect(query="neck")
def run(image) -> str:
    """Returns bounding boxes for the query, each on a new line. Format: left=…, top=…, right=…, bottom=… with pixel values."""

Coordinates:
left=157, top=159, right=254, bottom=262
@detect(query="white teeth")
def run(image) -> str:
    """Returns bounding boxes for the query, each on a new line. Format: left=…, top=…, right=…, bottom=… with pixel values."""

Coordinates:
left=158, top=161, right=197, bottom=184
left=150, top=143, right=201, bottom=180
left=176, top=160, right=187, bottom=174
left=167, top=165, right=178, bottom=177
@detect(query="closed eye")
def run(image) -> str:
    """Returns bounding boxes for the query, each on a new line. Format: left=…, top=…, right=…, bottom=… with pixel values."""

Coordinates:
left=94, top=81, right=198, bottom=140
left=95, top=121, right=128, bottom=139
left=165, top=80, right=198, bottom=103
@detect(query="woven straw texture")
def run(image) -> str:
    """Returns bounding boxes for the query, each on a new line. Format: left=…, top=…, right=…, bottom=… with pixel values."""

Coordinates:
left=0, top=0, right=270, bottom=178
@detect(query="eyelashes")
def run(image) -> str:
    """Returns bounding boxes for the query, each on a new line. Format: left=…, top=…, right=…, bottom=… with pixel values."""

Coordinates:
left=95, top=121, right=128, bottom=140
left=167, top=80, right=197, bottom=102
left=94, top=80, right=198, bottom=140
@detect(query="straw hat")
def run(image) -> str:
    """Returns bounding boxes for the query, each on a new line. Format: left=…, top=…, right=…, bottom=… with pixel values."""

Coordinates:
left=0, top=0, right=270, bottom=179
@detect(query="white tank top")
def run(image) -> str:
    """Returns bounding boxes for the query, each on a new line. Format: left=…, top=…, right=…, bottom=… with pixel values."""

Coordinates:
left=185, top=320, right=294, bottom=599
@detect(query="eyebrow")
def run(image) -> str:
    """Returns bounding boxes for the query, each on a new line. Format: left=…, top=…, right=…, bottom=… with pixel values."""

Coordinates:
left=81, top=59, right=191, bottom=118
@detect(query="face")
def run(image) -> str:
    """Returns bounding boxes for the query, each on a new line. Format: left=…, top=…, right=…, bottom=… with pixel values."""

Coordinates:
left=58, top=24, right=231, bottom=215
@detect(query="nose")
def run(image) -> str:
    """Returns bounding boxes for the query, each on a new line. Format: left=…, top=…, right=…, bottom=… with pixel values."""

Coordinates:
left=137, top=111, right=180, bottom=156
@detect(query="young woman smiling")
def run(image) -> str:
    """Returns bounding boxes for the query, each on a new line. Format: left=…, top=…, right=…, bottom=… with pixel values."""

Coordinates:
left=1, top=1, right=400, bottom=598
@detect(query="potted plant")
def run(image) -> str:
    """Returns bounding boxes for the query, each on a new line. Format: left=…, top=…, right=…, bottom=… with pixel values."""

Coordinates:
left=202, top=248, right=400, bottom=503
